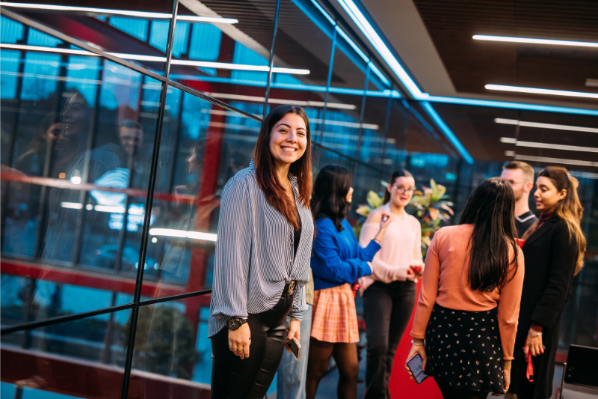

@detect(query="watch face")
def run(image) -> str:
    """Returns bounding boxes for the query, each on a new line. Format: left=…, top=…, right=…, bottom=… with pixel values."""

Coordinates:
left=228, top=318, right=240, bottom=330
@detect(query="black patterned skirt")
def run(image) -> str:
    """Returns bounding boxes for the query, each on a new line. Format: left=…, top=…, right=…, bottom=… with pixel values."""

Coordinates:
left=425, top=303, right=505, bottom=394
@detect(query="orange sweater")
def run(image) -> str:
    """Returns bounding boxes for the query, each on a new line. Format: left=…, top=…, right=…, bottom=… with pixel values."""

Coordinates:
left=411, top=224, right=525, bottom=361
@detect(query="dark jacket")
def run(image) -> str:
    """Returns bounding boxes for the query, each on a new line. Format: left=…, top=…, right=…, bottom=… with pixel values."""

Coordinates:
left=509, top=215, right=578, bottom=399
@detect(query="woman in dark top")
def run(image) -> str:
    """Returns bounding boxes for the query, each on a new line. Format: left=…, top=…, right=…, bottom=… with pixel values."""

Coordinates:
left=209, top=105, right=314, bottom=399
left=509, top=166, right=587, bottom=399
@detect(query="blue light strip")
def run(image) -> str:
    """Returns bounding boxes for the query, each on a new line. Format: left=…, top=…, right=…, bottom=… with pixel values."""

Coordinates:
left=335, top=0, right=427, bottom=99
left=421, top=102, right=474, bottom=164
left=426, top=96, right=598, bottom=116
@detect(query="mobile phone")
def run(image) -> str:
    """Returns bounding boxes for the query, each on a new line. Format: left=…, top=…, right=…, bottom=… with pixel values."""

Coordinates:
left=406, top=354, right=428, bottom=384
left=287, top=336, right=301, bottom=359
left=382, top=214, right=389, bottom=222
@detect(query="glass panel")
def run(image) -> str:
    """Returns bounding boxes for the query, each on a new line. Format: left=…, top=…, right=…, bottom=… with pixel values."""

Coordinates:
left=330, top=29, right=368, bottom=91
left=2, top=0, right=174, bottom=71
left=140, top=85, right=236, bottom=296
left=1, top=31, right=163, bottom=322
left=126, top=299, right=211, bottom=398
left=171, top=0, right=278, bottom=103
left=0, top=308, right=131, bottom=399
left=318, top=93, right=364, bottom=159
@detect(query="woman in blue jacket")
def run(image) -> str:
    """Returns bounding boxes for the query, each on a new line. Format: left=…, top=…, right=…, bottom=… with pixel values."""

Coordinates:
left=306, top=165, right=391, bottom=399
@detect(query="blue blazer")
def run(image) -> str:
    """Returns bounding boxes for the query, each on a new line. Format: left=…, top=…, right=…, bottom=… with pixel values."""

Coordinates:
left=311, top=217, right=379, bottom=291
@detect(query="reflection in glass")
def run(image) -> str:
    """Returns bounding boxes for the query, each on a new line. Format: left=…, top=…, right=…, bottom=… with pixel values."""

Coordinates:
left=1, top=23, right=163, bottom=323
left=1, top=308, right=131, bottom=399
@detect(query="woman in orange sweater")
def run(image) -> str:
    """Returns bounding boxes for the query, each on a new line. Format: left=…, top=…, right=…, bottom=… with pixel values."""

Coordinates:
left=406, top=177, right=525, bottom=399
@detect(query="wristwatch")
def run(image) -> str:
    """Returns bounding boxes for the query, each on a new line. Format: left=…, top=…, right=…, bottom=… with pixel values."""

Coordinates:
left=227, top=317, right=248, bottom=331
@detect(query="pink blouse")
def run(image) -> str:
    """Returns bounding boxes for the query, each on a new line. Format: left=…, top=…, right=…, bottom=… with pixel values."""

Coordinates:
left=358, top=205, right=424, bottom=294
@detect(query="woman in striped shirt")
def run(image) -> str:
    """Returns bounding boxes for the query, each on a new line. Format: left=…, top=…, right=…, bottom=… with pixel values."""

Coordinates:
left=209, top=105, right=314, bottom=399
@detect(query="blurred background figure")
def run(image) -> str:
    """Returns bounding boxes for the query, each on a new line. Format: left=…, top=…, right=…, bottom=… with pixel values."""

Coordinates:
left=501, top=161, right=538, bottom=237
left=509, top=166, right=587, bottom=399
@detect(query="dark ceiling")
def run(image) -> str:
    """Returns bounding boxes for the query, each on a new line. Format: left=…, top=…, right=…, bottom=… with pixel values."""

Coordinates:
left=412, top=0, right=598, bottom=104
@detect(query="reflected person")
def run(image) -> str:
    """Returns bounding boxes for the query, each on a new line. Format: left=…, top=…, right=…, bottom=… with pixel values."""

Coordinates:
left=42, top=89, right=121, bottom=265
left=209, top=105, right=314, bottom=399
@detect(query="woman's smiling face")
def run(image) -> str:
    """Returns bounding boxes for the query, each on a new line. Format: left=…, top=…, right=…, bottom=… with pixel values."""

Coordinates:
left=269, top=113, right=307, bottom=167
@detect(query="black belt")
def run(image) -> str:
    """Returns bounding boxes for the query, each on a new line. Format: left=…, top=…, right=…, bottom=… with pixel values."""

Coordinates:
left=283, top=281, right=297, bottom=294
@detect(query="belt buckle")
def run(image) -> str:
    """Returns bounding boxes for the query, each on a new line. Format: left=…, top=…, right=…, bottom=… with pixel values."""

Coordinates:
left=288, top=281, right=296, bottom=294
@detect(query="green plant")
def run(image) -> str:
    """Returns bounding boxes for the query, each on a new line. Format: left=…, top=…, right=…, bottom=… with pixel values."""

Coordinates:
left=353, top=179, right=453, bottom=258
left=408, top=179, right=454, bottom=256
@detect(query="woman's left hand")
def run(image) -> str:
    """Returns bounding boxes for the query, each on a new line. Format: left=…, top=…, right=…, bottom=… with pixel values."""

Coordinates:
left=525, top=328, right=544, bottom=357
left=405, top=342, right=427, bottom=379
left=285, top=318, right=301, bottom=352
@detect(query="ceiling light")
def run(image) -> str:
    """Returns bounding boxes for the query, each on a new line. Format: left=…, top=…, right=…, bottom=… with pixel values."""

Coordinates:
left=61, top=202, right=83, bottom=209
left=207, top=92, right=356, bottom=110
left=500, top=138, right=598, bottom=153
left=473, top=35, right=598, bottom=48
left=0, top=2, right=238, bottom=23
left=149, top=228, right=217, bottom=242
left=586, top=79, right=598, bottom=88
left=494, top=118, right=598, bottom=134
left=485, top=84, right=598, bottom=100
left=504, top=151, right=598, bottom=167
left=0, top=44, right=310, bottom=75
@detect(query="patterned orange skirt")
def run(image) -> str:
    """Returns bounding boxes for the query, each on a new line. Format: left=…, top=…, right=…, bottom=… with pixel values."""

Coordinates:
left=310, top=283, right=359, bottom=343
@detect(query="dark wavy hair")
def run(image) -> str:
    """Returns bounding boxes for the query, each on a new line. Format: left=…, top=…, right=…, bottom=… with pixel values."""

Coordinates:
left=311, top=165, right=352, bottom=232
left=459, top=177, right=519, bottom=292
left=383, top=169, right=414, bottom=204
left=254, top=105, right=312, bottom=230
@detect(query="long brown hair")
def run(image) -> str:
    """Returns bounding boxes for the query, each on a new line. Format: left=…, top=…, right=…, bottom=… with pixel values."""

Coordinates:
left=254, top=105, right=312, bottom=229
left=522, top=166, right=586, bottom=275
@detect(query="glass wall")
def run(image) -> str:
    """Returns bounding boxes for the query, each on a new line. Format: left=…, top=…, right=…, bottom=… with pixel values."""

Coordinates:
left=1, top=1, right=596, bottom=398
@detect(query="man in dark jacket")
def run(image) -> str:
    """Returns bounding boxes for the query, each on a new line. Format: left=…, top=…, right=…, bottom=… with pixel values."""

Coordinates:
left=501, top=161, right=538, bottom=237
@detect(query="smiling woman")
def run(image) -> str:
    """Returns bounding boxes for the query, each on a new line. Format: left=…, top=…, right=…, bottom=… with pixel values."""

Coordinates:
left=209, top=104, right=314, bottom=399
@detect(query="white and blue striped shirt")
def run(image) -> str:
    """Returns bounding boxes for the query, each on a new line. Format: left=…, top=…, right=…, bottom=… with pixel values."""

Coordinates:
left=208, top=162, right=314, bottom=337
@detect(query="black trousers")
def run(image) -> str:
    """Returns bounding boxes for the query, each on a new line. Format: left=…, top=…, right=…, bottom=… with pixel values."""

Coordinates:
left=363, top=280, right=417, bottom=399
left=434, top=377, right=488, bottom=399
left=211, top=292, right=294, bottom=399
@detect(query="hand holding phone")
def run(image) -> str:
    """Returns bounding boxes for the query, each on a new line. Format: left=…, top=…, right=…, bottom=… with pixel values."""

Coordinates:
left=406, top=354, right=428, bottom=384
left=286, top=336, right=301, bottom=359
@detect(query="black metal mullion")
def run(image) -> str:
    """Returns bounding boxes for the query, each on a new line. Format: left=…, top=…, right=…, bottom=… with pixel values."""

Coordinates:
left=263, top=0, right=282, bottom=119
left=0, top=288, right=213, bottom=336
left=1, top=303, right=136, bottom=335
left=119, top=0, right=179, bottom=397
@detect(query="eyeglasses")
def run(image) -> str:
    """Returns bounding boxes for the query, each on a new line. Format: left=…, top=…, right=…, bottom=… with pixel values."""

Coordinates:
left=391, top=185, right=415, bottom=194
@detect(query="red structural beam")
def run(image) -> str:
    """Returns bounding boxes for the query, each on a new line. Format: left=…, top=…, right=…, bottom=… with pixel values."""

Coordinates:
left=1, top=346, right=211, bottom=399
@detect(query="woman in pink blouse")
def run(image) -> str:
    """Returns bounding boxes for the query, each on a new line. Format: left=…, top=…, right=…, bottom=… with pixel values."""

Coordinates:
left=406, top=177, right=525, bottom=399
left=359, top=169, right=424, bottom=398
